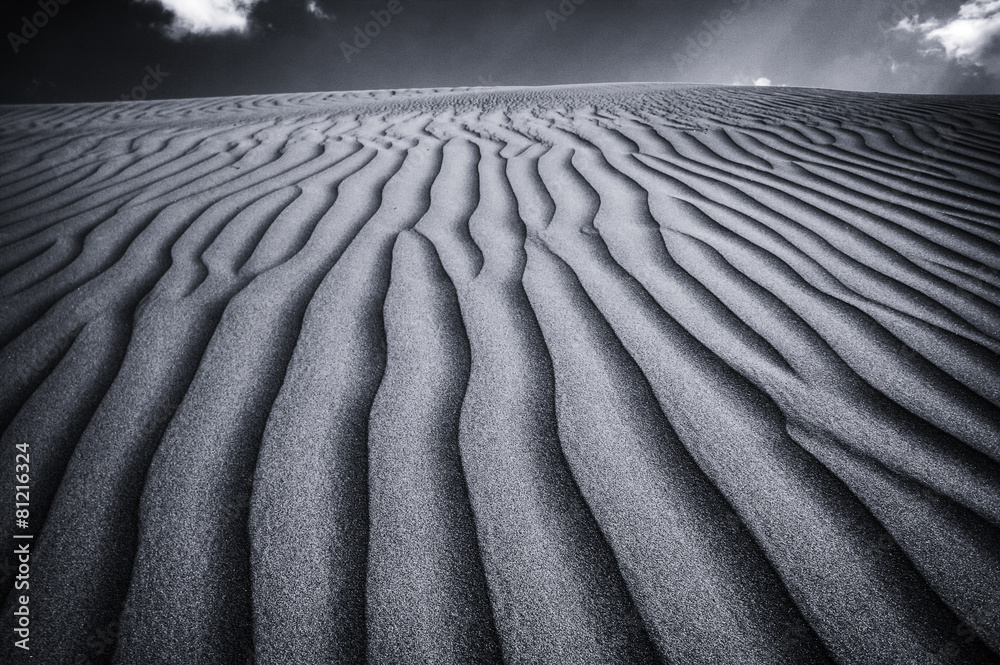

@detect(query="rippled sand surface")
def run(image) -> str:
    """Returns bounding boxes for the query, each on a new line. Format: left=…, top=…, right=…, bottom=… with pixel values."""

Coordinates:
left=1, top=84, right=999, bottom=664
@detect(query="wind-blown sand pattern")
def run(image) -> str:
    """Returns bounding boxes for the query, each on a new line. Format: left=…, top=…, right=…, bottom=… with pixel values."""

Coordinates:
left=1, top=83, right=1000, bottom=664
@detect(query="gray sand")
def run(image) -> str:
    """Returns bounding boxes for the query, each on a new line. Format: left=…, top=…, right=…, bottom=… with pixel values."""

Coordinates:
left=1, top=84, right=999, bottom=664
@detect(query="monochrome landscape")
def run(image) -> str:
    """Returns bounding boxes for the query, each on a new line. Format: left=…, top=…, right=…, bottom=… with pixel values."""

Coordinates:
left=0, top=81, right=999, bottom=664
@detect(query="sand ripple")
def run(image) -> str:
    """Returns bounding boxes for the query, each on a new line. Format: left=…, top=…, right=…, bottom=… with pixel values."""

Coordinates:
left=1, top=84, right=999, bottom=664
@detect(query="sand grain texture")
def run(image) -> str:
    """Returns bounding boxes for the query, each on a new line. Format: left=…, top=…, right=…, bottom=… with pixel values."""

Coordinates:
left=1, top=84, right=999, bottom=664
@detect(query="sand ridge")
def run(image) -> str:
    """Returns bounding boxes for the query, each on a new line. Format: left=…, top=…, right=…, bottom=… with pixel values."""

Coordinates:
left=1, top=84, right=999, bottom=664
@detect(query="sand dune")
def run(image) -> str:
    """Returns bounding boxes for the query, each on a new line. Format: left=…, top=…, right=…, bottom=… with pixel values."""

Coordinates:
left=1, top=83, right=999, bottom=664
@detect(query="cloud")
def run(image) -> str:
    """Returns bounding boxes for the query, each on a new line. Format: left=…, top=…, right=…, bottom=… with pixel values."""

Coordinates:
left=730, top=76, right=777, bottom=87
left=895, top=0, right=1000, bottom=63
left=140, top=0, right=264, bottom=38
left=305, top=0, right=334, bottom=21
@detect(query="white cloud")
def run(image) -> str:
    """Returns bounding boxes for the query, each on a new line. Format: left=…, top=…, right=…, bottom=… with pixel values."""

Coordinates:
left=730, top=76, right=779, bottom=86
left=140, top=0, right=263, bottom=38
left=306, top=0, right=334, bottom=20
left=895, top=16, right=939, bottom=34
left=895, top=0, right=1000, bottom=63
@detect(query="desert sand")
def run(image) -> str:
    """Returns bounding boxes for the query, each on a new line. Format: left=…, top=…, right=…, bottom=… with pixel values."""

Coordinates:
left=1, top=83, right=999, bottom=664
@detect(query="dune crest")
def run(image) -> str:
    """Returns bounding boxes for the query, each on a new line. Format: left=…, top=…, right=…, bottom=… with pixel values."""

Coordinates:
left=1, top=84, right=999, bottom=665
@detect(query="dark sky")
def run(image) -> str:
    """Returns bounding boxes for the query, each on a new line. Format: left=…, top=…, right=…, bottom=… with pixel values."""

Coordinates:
left=2, top=0, right=999, bottom=104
